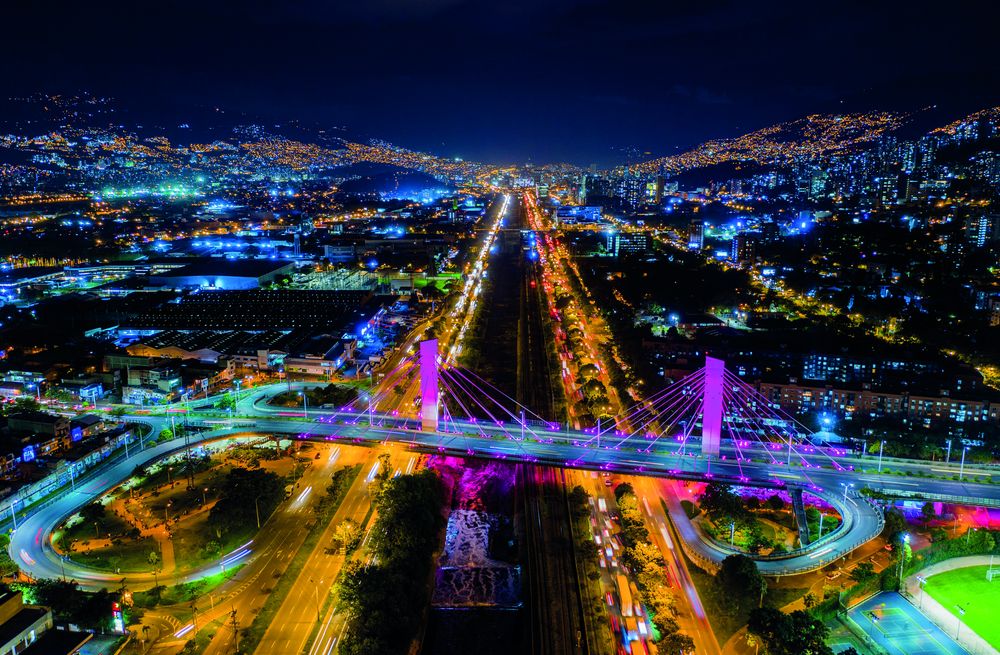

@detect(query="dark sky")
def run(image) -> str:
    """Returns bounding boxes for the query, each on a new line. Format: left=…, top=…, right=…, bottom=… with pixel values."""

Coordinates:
left=4, top=0, right=999, bottom=164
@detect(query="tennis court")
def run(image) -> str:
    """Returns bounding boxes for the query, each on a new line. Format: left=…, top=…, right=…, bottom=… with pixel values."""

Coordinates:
left=844, top=592, right=968, bottom=655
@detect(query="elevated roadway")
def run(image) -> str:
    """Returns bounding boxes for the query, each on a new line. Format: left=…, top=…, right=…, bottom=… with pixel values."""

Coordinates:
left=12, top=386, right=1000, bottom=591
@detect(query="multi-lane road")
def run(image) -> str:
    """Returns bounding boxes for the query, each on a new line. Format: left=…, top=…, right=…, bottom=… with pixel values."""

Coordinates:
left=11, top=380, right=1000, bottom=655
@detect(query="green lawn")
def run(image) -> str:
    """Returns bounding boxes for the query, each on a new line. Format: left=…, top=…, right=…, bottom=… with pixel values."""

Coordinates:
left=924, top=565, right=1000, bottom=649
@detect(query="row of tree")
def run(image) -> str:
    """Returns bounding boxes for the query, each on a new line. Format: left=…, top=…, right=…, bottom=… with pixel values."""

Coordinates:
left=335, top=469, right=445, bottom=655
left=613, top=483, right=694, bottom=651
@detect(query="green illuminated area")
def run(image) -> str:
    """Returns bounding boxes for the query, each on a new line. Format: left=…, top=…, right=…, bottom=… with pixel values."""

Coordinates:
left=96, top=183, right=203, bottom=200
left=924, top=566, right=1000, bottom=649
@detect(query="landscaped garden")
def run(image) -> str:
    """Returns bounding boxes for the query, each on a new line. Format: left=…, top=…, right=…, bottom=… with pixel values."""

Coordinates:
left=687, top=482, right=841, bottom=554
left=52, top=437, right=306, bottom=575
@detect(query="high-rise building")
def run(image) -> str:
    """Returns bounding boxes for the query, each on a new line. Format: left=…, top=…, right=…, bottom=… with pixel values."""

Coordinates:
left=687, top=220, right=704, bottom=250
left=616, top=174, right=644, bottom=210
left=608, top=232, right=651, bottom=257
left=731, top=232, right=759, bottom=266
left=965, top=214, right=1000, bottom=248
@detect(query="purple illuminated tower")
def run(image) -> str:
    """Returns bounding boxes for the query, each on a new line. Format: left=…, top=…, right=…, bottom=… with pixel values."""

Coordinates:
left=701, top=356, right=724, bottom=456
left=420, top=339, right=439, bottom=432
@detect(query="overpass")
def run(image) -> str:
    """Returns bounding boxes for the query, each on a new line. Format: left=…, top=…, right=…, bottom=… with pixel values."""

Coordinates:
left=10, top=348, right=1000, bottom=588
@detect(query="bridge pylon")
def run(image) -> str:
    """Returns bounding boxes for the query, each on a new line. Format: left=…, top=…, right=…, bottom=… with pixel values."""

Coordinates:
left=420, top=339, right=439, bottom=433
left=701, top=356, right=724, bottom=456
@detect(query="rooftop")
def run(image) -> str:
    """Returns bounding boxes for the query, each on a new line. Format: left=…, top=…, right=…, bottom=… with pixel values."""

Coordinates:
left=155, top=259, right=293, bottom=279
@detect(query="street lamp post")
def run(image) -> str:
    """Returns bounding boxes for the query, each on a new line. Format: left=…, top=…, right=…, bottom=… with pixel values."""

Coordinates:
left=878, top=440, right=885, bottom=474
left=897, top=533, right=909, bottom=590
left=299, top=391, right=308, bottom=420
left=960, top=446, right=968, bottom=481
left=955, top=605, right=966, bottom=640
left=255, top=496, right=261, bottom=529
left=308, top=578, right=322, bottom=619
left=916, top=575, right=927, bottom=609
left=945, top=439, right=952, bottom=464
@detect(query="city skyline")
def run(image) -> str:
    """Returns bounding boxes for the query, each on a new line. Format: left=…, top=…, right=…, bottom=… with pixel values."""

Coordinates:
left=4, top=0, right=1000, bottom=164
left=2, top=4, right=1000, bottom=655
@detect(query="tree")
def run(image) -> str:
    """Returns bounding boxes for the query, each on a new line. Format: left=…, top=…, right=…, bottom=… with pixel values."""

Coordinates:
left=717, top=554, right=765, bottom=612
left=659, top=631, right=695, bottom=654
left=11, top=397, right=41, bottom=414
left=208, top=467, right=284, bottom=538
left=79, top=501, right=106, bottom=524
left=30, top=579, right=115, bottom=631
left=369, top=453, right=392, bottom=499
left=747, top=607, right=833, bottom=655
left=332, top=519, right=360, bottom=553
left=850, top=561, right=876, bottom=584
left=158, top=428, right=173, bottom=442
left=883, top=507, right=908, bottom=545
left=700, top=483, right=746, bottom=523
left=0, top=535, right=18, bottom=577
left=920, top=502, right=937, bottom=524
left=614, top=482, right=635, bottom=503
left=802, top=592, right=817, bottom=609
left=765, top=494, right=785, bottom=511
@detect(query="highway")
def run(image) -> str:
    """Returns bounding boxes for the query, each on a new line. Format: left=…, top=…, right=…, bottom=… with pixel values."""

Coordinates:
left=248, top=447, right=370, bottom=655
left=630, top=475, right=721, bottom=655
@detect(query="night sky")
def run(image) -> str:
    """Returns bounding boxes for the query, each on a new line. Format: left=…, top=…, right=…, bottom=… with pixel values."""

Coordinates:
left=5, top=0, right=999, bottom=164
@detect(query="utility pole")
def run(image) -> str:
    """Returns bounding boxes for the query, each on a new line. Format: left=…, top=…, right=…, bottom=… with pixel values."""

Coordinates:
left=229, top=608, right=240, bottom=654
left=185, top=426, right=195, bottom=489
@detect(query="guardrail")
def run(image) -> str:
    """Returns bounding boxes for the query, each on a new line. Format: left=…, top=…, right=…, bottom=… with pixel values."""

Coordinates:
left=867, top=488, right=1000, bottom=507
left=675, top=486, right=884, bottom=576
left=0, top=424, right=149, bottom=532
